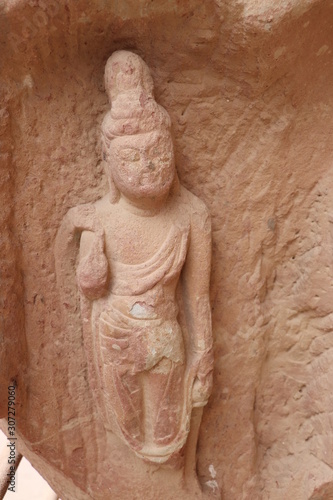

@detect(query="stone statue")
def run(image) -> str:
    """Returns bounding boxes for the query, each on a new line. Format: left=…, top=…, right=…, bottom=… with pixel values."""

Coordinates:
left=55, top=50, right=213, bottom=466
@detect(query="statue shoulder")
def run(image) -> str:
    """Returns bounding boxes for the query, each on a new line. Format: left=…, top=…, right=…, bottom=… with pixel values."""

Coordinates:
left=59, top=196, right=110, bottom=239
left=92, top=194, right=111, bottom=215
left=179, top=185, right=210, bottom=230
left=89, top=194, right=116, bottom=224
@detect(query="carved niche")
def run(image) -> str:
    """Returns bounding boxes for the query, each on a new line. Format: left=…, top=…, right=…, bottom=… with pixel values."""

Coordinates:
left=55, top=50, right=213, bottom=467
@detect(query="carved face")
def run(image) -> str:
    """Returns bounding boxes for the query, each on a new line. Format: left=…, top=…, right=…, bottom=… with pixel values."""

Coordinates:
left=107, top=130, right=175, bottom=201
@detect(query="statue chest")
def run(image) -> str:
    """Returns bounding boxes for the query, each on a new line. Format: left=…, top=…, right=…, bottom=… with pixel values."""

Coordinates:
left=99, top=208, right=190, bottom=266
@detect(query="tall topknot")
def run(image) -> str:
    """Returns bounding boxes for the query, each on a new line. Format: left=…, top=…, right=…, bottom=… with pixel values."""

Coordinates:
left=101, top=51, right=171, bottom=152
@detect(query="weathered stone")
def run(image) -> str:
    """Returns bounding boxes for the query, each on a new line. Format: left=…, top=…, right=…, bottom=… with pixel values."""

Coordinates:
left=1, top=0, right=333, bottom=498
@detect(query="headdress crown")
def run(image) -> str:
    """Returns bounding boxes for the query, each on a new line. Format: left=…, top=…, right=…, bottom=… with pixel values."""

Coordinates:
left=101, top=50, right=171, bottom=149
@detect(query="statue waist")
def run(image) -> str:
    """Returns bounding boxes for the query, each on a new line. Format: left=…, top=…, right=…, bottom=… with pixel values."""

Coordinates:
left=98, top=304, right=184, bottom=369
left=105, top=290, right=178, bottom=319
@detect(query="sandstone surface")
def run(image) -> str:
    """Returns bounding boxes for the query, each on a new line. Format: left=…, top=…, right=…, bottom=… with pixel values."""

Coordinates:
left=1, top=1, right=333, bottom=499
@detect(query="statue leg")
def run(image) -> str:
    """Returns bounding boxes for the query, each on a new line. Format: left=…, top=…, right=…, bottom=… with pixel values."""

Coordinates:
left=99, top=319, right=145, bottom=448
left=103, top=364, right=144, bottom=449
left=143, top=358, right=185, bottom=447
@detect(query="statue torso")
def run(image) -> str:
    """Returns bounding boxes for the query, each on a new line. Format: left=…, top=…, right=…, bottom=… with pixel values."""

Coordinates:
left=89, top=189, right=191, bottom=322
left=93, top=191, right=190, bottom=267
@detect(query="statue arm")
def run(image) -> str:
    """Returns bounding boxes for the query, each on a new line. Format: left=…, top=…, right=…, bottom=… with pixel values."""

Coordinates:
left=77, top=228, right=109, bottom=301
left=181, top=198, right=214, bottom=406
left=55, top=204, right=109, bottom=302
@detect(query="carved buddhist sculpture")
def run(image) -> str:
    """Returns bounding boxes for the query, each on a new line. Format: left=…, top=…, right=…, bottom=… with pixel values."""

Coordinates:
left=55, top=50, right=213, bottom=466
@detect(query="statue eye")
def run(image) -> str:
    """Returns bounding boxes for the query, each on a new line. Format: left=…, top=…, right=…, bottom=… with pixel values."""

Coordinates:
left=130, top=152, right=140, bottom=161
left=119, top=149, right=140, bottom=161
left=152, top=148, right=161, bottom=156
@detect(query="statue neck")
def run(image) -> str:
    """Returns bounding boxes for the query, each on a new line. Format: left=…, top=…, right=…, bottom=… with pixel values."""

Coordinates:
left=116, top=193, right=169, bottom=217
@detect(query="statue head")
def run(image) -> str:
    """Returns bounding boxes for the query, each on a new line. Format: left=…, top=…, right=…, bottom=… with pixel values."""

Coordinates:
left=101, top=51, right=178, bottom=204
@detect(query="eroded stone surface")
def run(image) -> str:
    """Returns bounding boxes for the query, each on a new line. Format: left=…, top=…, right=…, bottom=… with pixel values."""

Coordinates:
left=54, top=50, right=214, bottom=472
left=1, top=0, right=333, bottom=499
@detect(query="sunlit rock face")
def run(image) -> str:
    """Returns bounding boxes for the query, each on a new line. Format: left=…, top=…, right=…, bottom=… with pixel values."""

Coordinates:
left=1, top=1, right=333, bottom=499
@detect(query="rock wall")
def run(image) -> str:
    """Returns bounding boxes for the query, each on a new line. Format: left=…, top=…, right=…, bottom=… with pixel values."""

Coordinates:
left=1, top=0, right=333, bottom=498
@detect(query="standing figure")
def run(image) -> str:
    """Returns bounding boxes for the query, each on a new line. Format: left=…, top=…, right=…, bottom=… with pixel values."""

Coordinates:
left=55, top=51, right=213, bottom=465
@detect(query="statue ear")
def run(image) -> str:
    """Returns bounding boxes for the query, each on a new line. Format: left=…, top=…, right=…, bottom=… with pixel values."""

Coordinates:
left=104, top=162, right=120, bottom=203
left=171, top=171, right=181, bottom=196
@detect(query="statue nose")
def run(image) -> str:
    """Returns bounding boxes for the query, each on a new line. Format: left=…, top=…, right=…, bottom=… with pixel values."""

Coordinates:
left=147, top=161, right=155, bottom=171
